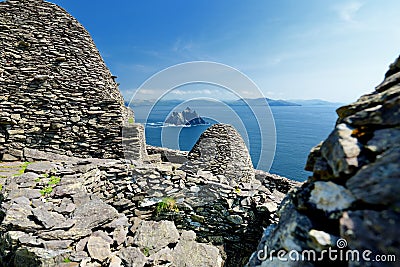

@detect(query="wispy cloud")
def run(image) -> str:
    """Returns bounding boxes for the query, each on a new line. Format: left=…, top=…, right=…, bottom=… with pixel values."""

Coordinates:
left=337, top=1, right=363, bottom=22
left=172, top=38, right=194, bottom=52
left=171, top=89, right=213, bottom=95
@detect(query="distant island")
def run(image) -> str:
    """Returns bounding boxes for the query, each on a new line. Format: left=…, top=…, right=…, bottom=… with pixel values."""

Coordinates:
left=127, top=98, right=344, bottom=108
left=231, top=98, right=300, bottom=106
left=165, top=107, right=208, bottom=126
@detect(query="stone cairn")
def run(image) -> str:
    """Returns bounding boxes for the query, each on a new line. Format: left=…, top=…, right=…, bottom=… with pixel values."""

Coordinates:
left=247, top=56, right=400, bottom=266
left=0, top=0, right=147, bottom=161
left=0, top=1, right=302, bottom=266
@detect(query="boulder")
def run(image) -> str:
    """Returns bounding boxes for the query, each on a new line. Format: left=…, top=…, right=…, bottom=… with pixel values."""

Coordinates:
left=133, top=220, right=179, bottom=254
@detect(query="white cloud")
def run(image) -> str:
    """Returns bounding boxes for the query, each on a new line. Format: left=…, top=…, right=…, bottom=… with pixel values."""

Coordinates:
left=140, top=89, right=157, bottom=95
left=171, top=89, right=213, bottom=95
left=337, top=1, right=363, bottom=22
left=172, top=38, right=194, bottom=52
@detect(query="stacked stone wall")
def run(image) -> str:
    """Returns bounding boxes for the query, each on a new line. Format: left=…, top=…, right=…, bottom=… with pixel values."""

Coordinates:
left=0, top=0, right=138, bottom=160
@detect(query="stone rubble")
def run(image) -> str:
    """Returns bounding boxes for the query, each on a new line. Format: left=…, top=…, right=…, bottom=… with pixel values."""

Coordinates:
left=0, top=142, right=300, bottom=266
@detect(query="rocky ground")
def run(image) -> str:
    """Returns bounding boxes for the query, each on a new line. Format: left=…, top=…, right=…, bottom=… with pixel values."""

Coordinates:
left=0, top=142, right=300, bottom=266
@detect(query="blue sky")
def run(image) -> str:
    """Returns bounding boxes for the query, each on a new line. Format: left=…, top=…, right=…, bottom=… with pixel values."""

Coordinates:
left=49, top=0, right=400, bottom=103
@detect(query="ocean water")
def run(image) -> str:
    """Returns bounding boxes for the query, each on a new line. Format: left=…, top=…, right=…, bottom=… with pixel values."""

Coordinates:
left=133, top=104, right=339, bottom=182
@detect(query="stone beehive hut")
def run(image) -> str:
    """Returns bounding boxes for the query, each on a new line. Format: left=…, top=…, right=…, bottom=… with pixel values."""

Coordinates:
left=0, top=0, right=144, bottom=160
left=182, top=124, right=255, bottom=182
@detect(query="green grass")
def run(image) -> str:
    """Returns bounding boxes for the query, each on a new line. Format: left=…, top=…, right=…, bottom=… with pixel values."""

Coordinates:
left=48, top=176, right=61, bottom=185
left=155, top=197, right=179, bottom=215
left=40, top=186, right=53, bottom=196
left=142, top=247, right=150, bottom=257
left=62, top=257, right=71, bottom=263
left=12, top=162, right=32, bottom=177
left=0, top=184, right=3, bottom=191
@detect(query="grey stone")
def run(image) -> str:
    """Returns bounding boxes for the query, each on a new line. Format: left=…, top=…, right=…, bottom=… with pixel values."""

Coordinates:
left=54, top=198, right=76, bottom=214
left=340, top=210, right=400, bottom=266
left=32, top=206, right=66, bottom=229
left=2, top=203, right=42, bottom=230
left=43, top=240, right=73, bottom=250
left=108, top=255, right=123, bottom=267
left=38, top=228, right=91, bottom=241
left=227, top=214, right=244, bottom=225
left=87, top=235, right=112, bottom=261
left=180, top=230, right=196, bottom=241
left=171, top=239, right=223, bottom=267
left=25, top=162, right=57, bottom=174
left=113, top=225, right=128, bottom=245
left=72, top=199, right=119, bottom=229
left=307, top=229, right=338, bottom=252
left=309, top=181, right=355, bottom=212
left=133, top=220, right=179, bottom=254
left=346, top=146, right=400, bottom=205
left=6, top=188, right=42, bottom=200
left=117, top=247, right=147, bottom=267
left=320, top=123, right=362, bottom=177
left=13, top=247, right=71, bottom=267
left=366, top=128, right=400, bottom=154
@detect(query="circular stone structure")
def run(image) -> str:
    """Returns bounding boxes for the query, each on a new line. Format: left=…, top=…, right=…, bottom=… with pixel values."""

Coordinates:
left=183, top=124, right=255, bottom=182
left=0, top=0, right=138, bottom=160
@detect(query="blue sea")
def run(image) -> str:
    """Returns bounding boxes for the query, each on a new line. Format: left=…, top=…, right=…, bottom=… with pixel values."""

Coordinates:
left=133, top=104, right=339, bottom=182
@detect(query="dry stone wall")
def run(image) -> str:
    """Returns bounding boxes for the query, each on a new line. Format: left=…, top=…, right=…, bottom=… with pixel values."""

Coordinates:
left=182, top=124, right=255, bottom=183
left=0, top=0, right=143, bottom=160
left=247, top=56, right=400, bottom=266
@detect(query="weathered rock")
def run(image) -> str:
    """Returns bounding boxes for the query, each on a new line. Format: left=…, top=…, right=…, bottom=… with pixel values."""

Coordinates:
left=38, top=228, right=91, bottom=241
left=133, top=220, right=180, bottom=254
left=25, top=162, right=57, bottom=174
left=320, top=123, right=362, bottom=177
left=365, top=128, right=400, bottom=153
left=340, top=210, right=400, bottom=267
left=307, top=229, right=338, bottom=252
left=309, top=181, right=355, bottom=212
left=2, top=203, right=42, bottom=230
left=346, top=146, right=400, bottom=205
left=32, top=206, right=66, bottom=229
left=171, top=239, right=223, bottom=267
left=13, top=247, right=71, bottom=267
left=117, top=247, right=147, bottom=267
left=6, top=188, right=42, bottom=200
left=43, top=240, right=73, bottom=250
left=87, top=235, right=111, bottom=261
left=72, top=199, right=119, bottom=229
left=247, top=55, right=400, bottom=266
